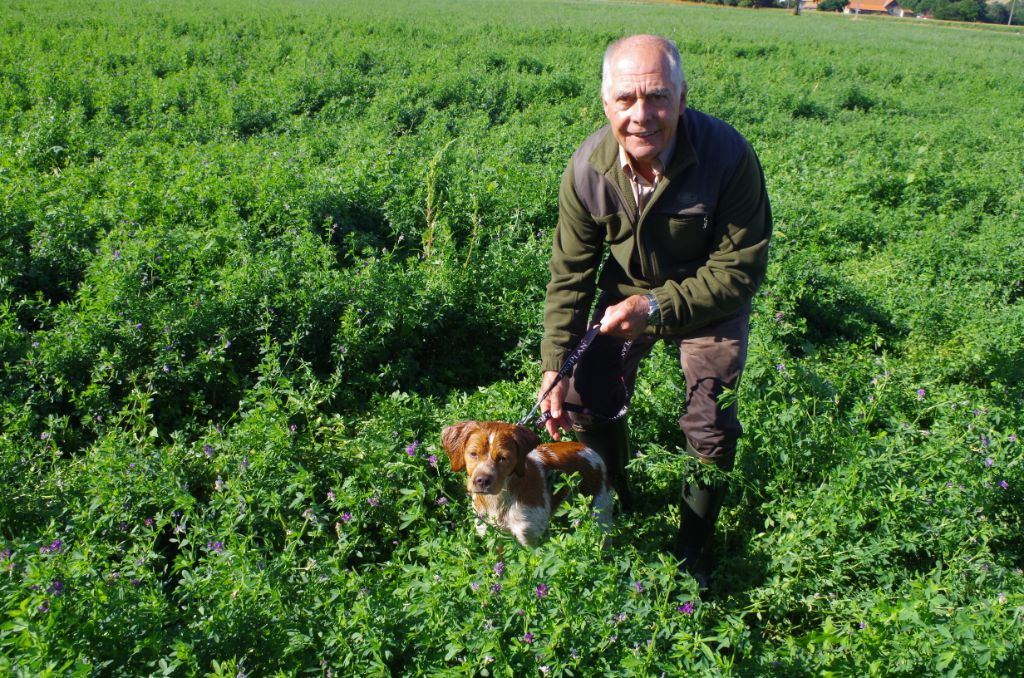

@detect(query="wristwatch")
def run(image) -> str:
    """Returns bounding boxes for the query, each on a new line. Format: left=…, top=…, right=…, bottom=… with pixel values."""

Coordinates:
left=644, top=293, right=661, bottom=326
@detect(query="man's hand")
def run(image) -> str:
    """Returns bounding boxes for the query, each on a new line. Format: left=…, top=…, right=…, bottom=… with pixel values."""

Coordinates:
left=539, top=370, right=572, bottom=440
left=598, top=294, right=650, bottom=340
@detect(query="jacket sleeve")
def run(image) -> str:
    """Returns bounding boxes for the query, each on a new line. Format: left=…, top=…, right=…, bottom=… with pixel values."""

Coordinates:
left=649, top=142, right=772, bottom=333
left=540, top=161, right=605, bottom=372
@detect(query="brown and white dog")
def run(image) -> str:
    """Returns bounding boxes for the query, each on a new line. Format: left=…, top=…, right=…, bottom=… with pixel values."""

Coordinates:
left=441, top=421, right=613, bottom=546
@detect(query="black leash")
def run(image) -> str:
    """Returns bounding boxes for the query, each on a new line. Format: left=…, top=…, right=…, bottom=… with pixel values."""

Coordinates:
left=518, top=324, right=601, bottom=428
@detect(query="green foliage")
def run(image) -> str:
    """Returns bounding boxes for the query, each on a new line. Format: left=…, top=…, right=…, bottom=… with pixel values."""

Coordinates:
left=1, top=0, right=1023, bottom=674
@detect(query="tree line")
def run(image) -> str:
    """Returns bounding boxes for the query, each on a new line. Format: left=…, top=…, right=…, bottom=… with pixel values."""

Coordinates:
left=702, top=0, right=1021, bottom=25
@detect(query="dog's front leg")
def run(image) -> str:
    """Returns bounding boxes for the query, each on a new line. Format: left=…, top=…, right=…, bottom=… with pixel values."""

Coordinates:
left=592, top=488, right=614, bottom=532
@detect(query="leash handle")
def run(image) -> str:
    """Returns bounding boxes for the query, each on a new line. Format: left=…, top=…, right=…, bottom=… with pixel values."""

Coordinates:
left=518, top=324, right=601, bottom=427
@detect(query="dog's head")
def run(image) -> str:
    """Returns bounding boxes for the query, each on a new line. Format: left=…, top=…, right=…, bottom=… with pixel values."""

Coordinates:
left=441, top=421, right=541, bottom=495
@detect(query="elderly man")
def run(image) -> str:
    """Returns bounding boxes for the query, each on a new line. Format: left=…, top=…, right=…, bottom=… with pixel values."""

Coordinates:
left=538, top=35, right=771, bottom=583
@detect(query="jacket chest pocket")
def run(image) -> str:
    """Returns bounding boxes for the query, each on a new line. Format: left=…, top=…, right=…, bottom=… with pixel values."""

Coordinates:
left=649, top=213, right=713, bottom=262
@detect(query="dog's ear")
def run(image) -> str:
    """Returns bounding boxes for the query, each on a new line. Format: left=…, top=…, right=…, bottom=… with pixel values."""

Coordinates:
left=441, top=422, right=475, bottom=472
left=512, top=425, right=540, bottom=477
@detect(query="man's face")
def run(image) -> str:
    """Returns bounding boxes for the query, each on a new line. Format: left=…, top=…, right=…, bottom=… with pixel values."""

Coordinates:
left=602, top=42, right=686, bottom=169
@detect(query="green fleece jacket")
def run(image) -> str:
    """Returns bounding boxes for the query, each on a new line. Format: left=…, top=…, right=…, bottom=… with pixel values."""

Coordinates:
left=541, top=107, right=772, bottom=372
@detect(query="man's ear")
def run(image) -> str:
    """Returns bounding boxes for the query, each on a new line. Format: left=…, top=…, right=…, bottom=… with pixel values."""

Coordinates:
left=441, top=422, right=476, bottom=472
left=512, top=425, right=541, bottom=477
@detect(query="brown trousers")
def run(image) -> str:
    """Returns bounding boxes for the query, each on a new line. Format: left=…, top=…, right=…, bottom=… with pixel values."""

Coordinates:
left=565, top=308, right=750, bottom=469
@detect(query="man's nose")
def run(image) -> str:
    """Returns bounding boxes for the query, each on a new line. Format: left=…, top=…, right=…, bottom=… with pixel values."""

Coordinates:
left=631, top=97, right=653, bottom=123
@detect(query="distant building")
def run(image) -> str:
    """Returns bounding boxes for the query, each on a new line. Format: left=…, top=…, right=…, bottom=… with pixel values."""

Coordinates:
left=843, top=0, right=907, bottom=15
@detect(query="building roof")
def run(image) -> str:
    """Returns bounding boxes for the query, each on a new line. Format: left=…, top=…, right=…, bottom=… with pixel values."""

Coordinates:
left=849, top=0, right=900, bottom=10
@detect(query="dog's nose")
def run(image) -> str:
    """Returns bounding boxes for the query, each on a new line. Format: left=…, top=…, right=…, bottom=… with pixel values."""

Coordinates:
left=472, top=474, right=494, bottom=493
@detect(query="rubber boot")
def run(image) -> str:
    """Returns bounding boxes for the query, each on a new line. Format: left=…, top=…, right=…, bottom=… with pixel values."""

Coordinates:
left=674, top=474, right=727, bottom=588
left=572, top=418, right=635, bottom=513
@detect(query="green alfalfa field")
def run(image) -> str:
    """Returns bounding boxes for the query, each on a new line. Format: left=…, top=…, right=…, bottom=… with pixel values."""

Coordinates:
left=1, top=0, right=1022, bottom=674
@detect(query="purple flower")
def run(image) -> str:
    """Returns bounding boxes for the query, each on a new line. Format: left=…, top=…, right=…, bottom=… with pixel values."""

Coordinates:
left=494, top=561, right=505, bottom=577
left=980, top=434, right=990, bottom=448
left=0, top=549, right=11, bottom=561
left=135, top=323, right=143, bottom=330
left=535, top=583, right=550, bottom=598
left=677, top=601, right=695, bottom=615
left=776, top=363, right=785, bottom=372
left=916, top=388, right=926, bottom=400
left=40, top=432, right=50, bottom=441
left=327, top=490, right=336, bottom=502
left=340, top=511, right=352, bottom=522
left=985, top=457, right=995, bottom=467
left=522, top=632, right=535, bottom=644
left=470, top=581, right=481, bottom=592
left=435, top=496, right=448, bottom=506
left=613, top=612, right=627, bottom=624
left=203, top=444, right=214, bottom=458
left=38, top=600, right=50, bottom=614
left=32, top=341, right=40, bottom=348
left=144, top=517, right=155, bottom=527
left=113, top=250, right=122, bottom=260
left=206, top=541, right=225, bottom=553
left=999, top=480, right=1009, bottom=490
left=1010, top=434, right=1018, bottom=443
left=632, top=581, right=644, bottom=593
left=405, top=440, right=420, bottom=457
left=48, top=580, right=63, bottom=596
left=367, top=496, right=380, bottom=507
left=240, top=457, right=250, bottom=471
left=40, top=539, right=62, bottom=555
left=428, top=454, right=438, bottom=468
left=490, top=583, right=502, bottom=594
left=774, top=311, right=785, bottom=321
